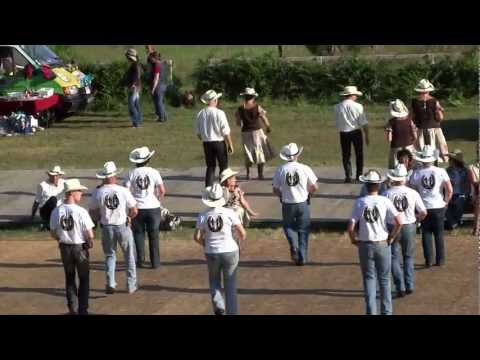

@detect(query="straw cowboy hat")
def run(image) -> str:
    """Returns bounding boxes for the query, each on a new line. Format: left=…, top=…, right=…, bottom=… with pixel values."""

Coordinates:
left=387, top=164, right=408, bottom=182
left=279, top=143, right=303, bottom=161
left=240, top=87, right=259, bottom=97
left=96, top=161, right=123, bottom=179
left=125, top=48, right=138, bottom=61
left=220, top=168, right=239, bottom=185
left=389, top=99, right=409, bottom=118
left=129, top=146, right=155, bottom=164
left=359, top=169, right=385, bottom=184
left=449, top=149, right=465, bottom=165
left=415, top=79, right=435, bottom=93
left=340, top=86, right=362, bottom=97
left=47, top=165, right=65, bottom=176
left=201, top=183, right=226, bottom=208
left=414, top=146, right=438, bottom=163
left=200, top=90, right=222, bottom=104
left=63, top=179, right=88, bottom=193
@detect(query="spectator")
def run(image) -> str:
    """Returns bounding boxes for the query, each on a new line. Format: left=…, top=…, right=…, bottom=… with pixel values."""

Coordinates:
left=194, top=183, right=246, bottom=315
left=148, top=51, right=168, bottom=122
left=384, top=99, right=417, bottom=169
left=468, top=159, right=479, bottom=236
left=196, top=90, right=234, bottom=187
left=445, top=149, right=470, bottom=230
left=334, top=86, right=369, bottom=183
left=124, top=48, right=142, bottom=128
left=235, top=87, right=275, bottom=180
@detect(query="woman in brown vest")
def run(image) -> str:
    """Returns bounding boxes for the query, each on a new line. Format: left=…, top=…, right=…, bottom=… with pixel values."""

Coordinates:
left=410, top=79, right=449, bottom=162
left=235, top=88, right=275, bottom=180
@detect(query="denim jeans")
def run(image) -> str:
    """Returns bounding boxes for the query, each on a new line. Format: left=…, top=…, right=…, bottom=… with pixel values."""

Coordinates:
left=358, top=241, right=392, bottom=315
left=421, top=207, right=446, bottom=265
left=59, top=243, right=89, bottom=315
left=391, top=223, right=416, bottom=292
left=132, top=208, right=161, bottom=268
left=445, top=194, right=467, bottom=229
left=282, top=201, right=310, bottom=263
left=101, top=224, right=137, bottom=291
left=205, top=250, right=239, bottom=315
left=128, top=89, right=142, bottom=127
left=152, top=83, right=168, bottom=121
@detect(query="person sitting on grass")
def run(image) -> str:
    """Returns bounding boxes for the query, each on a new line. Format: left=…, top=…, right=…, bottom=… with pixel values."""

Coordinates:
left=220, top=168, right=259, bottom=226
left=194, top=183, right=247, bottom=315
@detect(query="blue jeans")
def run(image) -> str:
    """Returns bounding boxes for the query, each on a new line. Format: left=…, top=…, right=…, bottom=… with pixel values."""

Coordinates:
left=128, top=89, right=142, bottom=127
left=358, top=242, right=392, bottom=315
left=282, top=202, right=310, bottom=263
left=101, top=224, right=137, bottom=292
left=421, top=207, right=446, bottom=265
left=132, top=208, right=161, bottom=268
left=391, top=223, right=416, bottom=292
left=445, top=194, right=467, bottom=229
left=205, top=251, right=239, bottom=315
left=152, top=83, right=168, bottom=121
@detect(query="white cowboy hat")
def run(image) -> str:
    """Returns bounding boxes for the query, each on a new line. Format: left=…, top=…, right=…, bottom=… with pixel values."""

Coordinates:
left=200, top=90, right=223, bottom=104
left=340, top=86, right=362, bottom=97
left=220, top=168, right=239, bottom=185
left=359, top=169, right=385, bottom=184
left=414, top=146, right=438, bottom=163
left=387, top=164, right=408, bottom=182
left=129, top=146, right=155, bottom=163
left=201, top=183, right=226, bottom=208
left=389, top=99, right=409, bottom=118
left=279, top=143, right=303, bottom=161
left=414, top=79, right=435, bottom=93
left=47, top=165, right=65, bottom=176
left=125, top=48, right=138, bottom=61
left=96, top=161, right=123, bottom=179
left=63, top=179, right=88, bottom=193
left=240, top=87, right=259, bottom=97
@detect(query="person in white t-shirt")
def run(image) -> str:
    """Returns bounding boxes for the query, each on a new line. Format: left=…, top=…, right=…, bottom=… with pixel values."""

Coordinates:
left=348, top=169, right=402, bottom=315
left=125, top=147, right=166, bottom=269
left=196, top=90, right=234, bottom=187
left=334, top=86, right=370, bottom=183
left=32, top=165, right=66, bottom=230
left=194, top=183, right=246, bottom=315
left=89, top=161, right=139, bottom=295
left=272, top=143, right=318, bottom=265
left=383, top=164, right=427, bottom=297
left=50, top=179, right=95, bottom=316
left=409, top=146, right=453, bottom=267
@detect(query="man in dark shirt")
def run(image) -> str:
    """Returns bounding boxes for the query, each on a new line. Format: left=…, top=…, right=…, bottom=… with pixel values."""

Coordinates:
left=148, top=51, right=168, bottom=122
left=125, top=48, right=142, bottom=128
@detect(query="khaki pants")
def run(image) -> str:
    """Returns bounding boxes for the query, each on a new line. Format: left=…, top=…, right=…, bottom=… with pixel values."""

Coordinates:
left=416, top=128, right=449, bottom=161
left=388, top=145, right=415, bottom=169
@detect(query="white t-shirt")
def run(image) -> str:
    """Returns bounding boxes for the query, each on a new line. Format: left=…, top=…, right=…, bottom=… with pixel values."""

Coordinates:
left=125, top=167, right=163, bottom=209
left=50, top=203, right=95, bottom=245
left=383, top=185, right=426, bottom=225
left=350, top=195, right=399, bottom=242
left=409, top=166, right=450, bottom=209
left=196, top=106, right=231, bottom=142
left=272, top=161, right=318, bottom=204
left=196, top=207, right=240, bottom=254
left=334, top=99, right=368, bottom=133
left=35, top=179, right=65, bottom=208
left=89, top=184, right=137, bottom=226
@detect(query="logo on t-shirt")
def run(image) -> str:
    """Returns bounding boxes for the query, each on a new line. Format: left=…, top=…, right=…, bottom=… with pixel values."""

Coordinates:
left=135, top=175, right=151, bottom=191
left=421, top=174, right=435, bottom=190
left=393, top=195, right=409, bottom=212
left=60, top=213, right=74, bottom=231
left=104, top=193, right=120, bottom=210
left=363, top=206, right=380, bottom=224
left=285, top=171, right=300, bottom=187
left=207, top=215, right=224, bottom=232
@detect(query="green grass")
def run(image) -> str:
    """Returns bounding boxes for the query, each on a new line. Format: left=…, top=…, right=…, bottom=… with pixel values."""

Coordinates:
left=0, top=99, right=477, bottom=170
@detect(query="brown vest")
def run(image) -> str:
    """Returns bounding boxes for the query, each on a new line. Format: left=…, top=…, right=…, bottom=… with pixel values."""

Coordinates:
left=389, top=117, right=415, bottom=148
left=238, top=105, right=261, bottom=132
left=411, top=98, right=439, bottom=129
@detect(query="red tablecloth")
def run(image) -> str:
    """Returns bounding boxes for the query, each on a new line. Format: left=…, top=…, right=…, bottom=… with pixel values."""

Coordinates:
left=0, top=94, right=60, bottom=116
